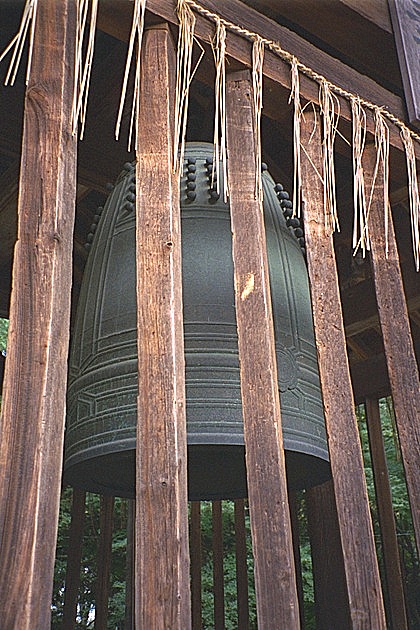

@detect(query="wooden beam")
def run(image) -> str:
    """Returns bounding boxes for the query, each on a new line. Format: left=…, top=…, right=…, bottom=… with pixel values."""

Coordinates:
left=388, top=0, right=420, bottom=125
left=350, top=352, right=391, bottom=404
left=0, top=1, right=77, bottom=627
left=339, top=0, right=393, bottom=33
left=62, top=489, right=86, bottom=630
left=95, top=496, right=114, bottom=629
left=135, top=24, right=191, bottom=629
left=363, top=142, right=420, bottom=554
left=365, top=399, right=409, bottom=630
left=306, top=480, right=352, bottom=629
left=300, top=108, right=386, bottom=628
left=143, top=0, right=413, bottom=155
left=212, top=501, right=225, bottom=630
left=226, top=69, right=299, bottom=629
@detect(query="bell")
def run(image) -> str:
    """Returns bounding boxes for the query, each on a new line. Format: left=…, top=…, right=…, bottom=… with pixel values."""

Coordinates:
left=64, top=142, right=330, bottom=500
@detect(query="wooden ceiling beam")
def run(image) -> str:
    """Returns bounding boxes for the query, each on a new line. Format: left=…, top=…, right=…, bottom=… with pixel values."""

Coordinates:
left=342, top=258, right=420, bottom=336
left=140, top=0, right=414, bottom=156
left=338, top=0, right=393, bottom=33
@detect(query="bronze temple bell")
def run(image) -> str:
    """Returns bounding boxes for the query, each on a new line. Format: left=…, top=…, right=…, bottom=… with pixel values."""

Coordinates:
left=64, top=142, right=330, bottom=500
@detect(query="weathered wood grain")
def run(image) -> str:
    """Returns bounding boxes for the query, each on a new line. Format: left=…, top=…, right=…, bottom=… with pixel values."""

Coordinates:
left=226, top=69, right=299, bottom=629
left=0, top=1, right=77, bottom=626
left=300, top=109, right=386, bottom=628
left=365, top=399, right=409, bottom=629
left=363, top=142, right=420, bottom=554
left=135, top=24, right=191, bottom=629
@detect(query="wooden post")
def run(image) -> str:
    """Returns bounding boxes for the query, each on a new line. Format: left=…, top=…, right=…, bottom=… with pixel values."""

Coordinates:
left=0, top=1, right=77, bottom=627
left=226, top=70, right=299, bottom=629
left=234, top=499, right=249, bottom=630
left=62, top=489, right=86, bottom=630
left=95, top=496, right=114, bottom=629
left=190, top=502, right=202, bottom=630
left=136, top=24, right=191, bottom=629
left=212, top=501, right=225, bottom=630
left=365, top=398, right=409, bottom=629
left=306, top=480, right=352, bottom=629
left=300, top=109, right=386, bottom=628
left=363, top=143, right=420, bottom=554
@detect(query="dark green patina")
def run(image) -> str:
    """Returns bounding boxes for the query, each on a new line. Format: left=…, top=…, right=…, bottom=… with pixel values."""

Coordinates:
left=64, top=143, right=330, bottom=499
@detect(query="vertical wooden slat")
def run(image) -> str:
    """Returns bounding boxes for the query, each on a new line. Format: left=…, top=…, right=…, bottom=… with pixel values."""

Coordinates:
left=0, top=1, right=77, bottom=627
left=226, top=69, right=299, bottom=629
left=363, top=143, right=420, bottom=553
left=289, top=492, right=305, bottom=628
left=62, top=489, right=86, bottom=630
left=306, top=480, right=352, bottom=629
left=212, top=501, right=225, bottom=630
left=190, top=501, right=202, bottom=630
left=300, top=109, right=386, bottom=628
left=234, top=499, right=249, bottom=630
left=365, top=398, right=408, bottom=629
left=136, top=24, right=191, bottom=629
left=95, top=496, right=114, bottom=629
left=125, top=500, right=135, bottom=630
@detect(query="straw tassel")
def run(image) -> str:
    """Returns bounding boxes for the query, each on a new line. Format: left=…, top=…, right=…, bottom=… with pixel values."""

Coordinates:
left=0, top=0, right=38, bottom=86
left=400, top=125, right=420, bottom=271
left=288, top=57, right=302, bottom=217
left=373, top=107, right=391, bottom=258
left=319, top=80, right=340, bottom=234
left=350, top=96, right=369, bottom=256
left=211, top=18, right=228, bottom=202
left=72, top=0, right=99, bottom=139
left=174, top=0, right=197, bottom=174
left=115, top=0, right=146, bottom=151
left=252, top=36, right=265, bottom=206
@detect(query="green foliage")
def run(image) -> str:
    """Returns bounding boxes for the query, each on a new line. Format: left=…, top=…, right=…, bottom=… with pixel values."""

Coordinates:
left=52, top=491, right=128, bottom=628
left=199, top=501, right=257, bottom=629
left=52, top=397, right=418, bottom=628
left=356, top=399, right=419, bottom=628
left=0, top=317, right=8, bottom=353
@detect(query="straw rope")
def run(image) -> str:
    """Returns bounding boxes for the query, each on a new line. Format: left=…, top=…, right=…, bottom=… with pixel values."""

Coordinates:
left=184, top=0, right=419, bottom=266
left=1, top=0, right=419, bottom=266
left=183, top=0, right=420, bottom=144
